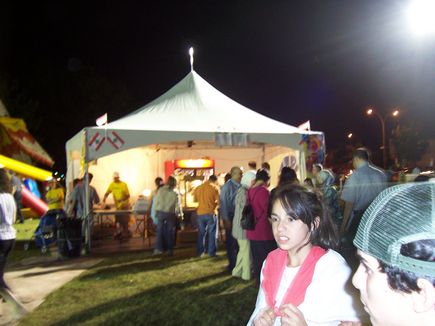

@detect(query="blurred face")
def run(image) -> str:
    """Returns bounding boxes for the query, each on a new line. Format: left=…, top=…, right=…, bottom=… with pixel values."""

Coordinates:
left=269, top=200, right=311, bottom=256
left=231, top=168, right=243, bottom=184
left=352, top=250, right=415, bottom=326
left=49, top=179, right=57, bottom=189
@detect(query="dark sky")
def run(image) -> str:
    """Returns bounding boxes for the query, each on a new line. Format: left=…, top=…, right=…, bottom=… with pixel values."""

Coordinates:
left=1, top=0, right=435, bottom=171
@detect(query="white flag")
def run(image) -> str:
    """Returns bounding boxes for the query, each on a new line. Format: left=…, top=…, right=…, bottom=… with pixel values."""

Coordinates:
left=96, top=113, right=108, bottom=126
left=298, top=120, right=311, bottom=131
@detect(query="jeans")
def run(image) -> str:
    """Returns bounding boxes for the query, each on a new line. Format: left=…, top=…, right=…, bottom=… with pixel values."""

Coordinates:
left=196, top=214, right=217, bottom=256
left=156, top=211, right=177, bottom=253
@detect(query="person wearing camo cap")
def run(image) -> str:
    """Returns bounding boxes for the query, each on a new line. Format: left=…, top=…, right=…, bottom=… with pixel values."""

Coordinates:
left=351, top=182, right=435, bottom=326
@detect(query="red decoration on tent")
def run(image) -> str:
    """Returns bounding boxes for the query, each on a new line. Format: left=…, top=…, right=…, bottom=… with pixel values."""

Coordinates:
left=107, top=131, right=125, bottom=149
left=88, top=132, right=105, bottom=151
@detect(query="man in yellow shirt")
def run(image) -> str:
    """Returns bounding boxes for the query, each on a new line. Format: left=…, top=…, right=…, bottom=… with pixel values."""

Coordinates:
left=103, top=172, right=130, bottom=239
left=193, top=175, right=219, bottom=257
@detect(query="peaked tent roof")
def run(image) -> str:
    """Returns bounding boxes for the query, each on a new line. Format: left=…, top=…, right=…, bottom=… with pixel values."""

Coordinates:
left=106, top=71, right=307, bottom=134
left=67, top=70, right=321, bottom=162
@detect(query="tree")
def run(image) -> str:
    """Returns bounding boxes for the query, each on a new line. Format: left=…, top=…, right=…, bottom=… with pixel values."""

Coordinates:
left=392, top=122, right=428, bottom=167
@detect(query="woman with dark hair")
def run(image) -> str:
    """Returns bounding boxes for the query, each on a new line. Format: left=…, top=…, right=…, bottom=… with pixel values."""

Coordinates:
left=0, top=169, right=27, bottom=318
left=270, top=167, right=299, bottom=200
left=247, top=169, right=277, bottom=284
left=278, top=167, right=299, bottom=186
left=248, top=184, right=363, bottom=326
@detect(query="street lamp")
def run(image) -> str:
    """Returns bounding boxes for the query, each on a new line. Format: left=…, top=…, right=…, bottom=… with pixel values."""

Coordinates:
left=406, top=0, right=435, bottom=37
left=347, top=133, right=353, bottom=139
left=365, top=106, right=400, bottom=169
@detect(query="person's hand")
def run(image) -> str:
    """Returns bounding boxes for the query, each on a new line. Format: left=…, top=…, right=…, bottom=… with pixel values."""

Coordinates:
left=253, top=307, right=276, bottom=326
left=339, top=321, right=362, bottom=326
left=279, top=304, right=307, bottom=326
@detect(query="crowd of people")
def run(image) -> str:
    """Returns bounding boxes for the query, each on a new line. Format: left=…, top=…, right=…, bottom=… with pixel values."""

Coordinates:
left=0, top=146, right=434, bottom=325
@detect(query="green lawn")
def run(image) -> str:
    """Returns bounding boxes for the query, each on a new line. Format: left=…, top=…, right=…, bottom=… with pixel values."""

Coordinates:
left=8, top=219, right=55, bottom=265
left=18, top=248, right=258, bottom=326
left=15, top=219, right=39, bottom=241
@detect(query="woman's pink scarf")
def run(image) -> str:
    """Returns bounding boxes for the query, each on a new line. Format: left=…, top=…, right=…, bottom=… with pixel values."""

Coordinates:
left=261, top=246, right=326, bottom=316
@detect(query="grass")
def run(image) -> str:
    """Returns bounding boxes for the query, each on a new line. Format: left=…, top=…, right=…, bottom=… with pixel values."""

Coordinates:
left=8, top=219, right=56, bottom=266
left=14, top=219, right=40, bottom=241
left=17, top=248, right=258, bottom=326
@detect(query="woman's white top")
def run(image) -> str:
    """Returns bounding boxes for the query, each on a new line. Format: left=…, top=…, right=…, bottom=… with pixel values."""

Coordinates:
left=0, top=193, right=17, bottom=240
left=248, top=250, right=366, bottom=326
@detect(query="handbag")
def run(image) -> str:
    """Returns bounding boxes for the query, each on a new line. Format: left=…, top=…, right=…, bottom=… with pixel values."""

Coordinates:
left=241, top=190, right=257, bottom=230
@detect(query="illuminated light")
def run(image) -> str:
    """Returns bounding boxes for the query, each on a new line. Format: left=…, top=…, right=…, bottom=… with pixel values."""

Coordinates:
left=392, top=110, right=399, bottom=117
left=191, top=180, right=202, bottom=188
left=347, top=133, right=353, bottom=139
left=189, top=47, right=194, bottom=57
left=406, top=0, right=435, bottom=37
left=142, top=189, right=152, bottom=197
left=175, top=159, right=214, bottom=169
left=366, top=108, right=373, bottom=115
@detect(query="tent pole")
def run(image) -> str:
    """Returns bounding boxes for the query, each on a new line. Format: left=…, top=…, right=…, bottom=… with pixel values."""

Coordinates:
left=261, top=144, right=266, bottom=165
left=83, top=129, right=91, bottom=254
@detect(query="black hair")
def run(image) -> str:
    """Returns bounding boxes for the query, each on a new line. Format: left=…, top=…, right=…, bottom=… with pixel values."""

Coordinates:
left=256, top=169, right=270, bottom=182
left=303, top=178, right=314, bottom=188
left=224, top=173, right=231, bottom=183
left=208, top=175, right=217, bottom=182
left=167, top=176, right=177, bottom=188
left=0, top=169, right=12, bottom=194
left=353, top=148, right=369, bottom=161
left=278, top=167, right=298, bottom=186
left=270, top=184, right=339, bottom=251
left=261, top=162, right=271, bottom=171
left=248, top=161, right=257, bottom=169
left=379, top=239, right=435, bottom=294
left=155, top=177, right=164, bottom=188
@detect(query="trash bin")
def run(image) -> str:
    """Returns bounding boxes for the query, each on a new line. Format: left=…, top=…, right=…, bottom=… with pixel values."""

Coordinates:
left=57, top=217, right=82, bottom=257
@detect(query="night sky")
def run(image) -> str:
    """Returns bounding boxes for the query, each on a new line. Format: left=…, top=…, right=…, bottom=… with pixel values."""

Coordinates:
left=1, top=0, right=435, bottom=171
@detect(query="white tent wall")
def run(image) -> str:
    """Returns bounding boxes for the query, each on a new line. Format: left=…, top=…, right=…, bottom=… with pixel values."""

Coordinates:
left=82, top=144, right=300, bottom=206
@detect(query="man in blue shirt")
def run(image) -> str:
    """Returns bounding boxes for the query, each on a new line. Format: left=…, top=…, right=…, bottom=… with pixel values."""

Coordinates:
left=341, top=148, right=386, bottom=260
left=220, top=166, right=242, bottom=272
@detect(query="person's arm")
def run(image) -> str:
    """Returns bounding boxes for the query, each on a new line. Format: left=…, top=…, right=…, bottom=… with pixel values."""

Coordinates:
left=256, top=188, right=270, bottom=221
left=340, top=201, right=354, bottom=234
left=213, top=188, right=220, bottom=215
left=220, top=185, right=228, bottom=220
left=175, top=192, right=183, bottom=217
left=340, top=176, right=355, bottom=234
left=102, top=184, right=112, bottom=204
left=92, top=187, right=100, bottom=205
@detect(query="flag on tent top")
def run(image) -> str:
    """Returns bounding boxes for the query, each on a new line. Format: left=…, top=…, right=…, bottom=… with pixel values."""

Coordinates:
left=298, top=120, right=311, bottom=131
left=96, top=113, right=108, bottom=126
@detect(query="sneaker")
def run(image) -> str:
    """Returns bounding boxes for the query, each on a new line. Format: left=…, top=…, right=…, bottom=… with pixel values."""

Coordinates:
left=152, top=249, right=163, bottom=256
left=199, top=253, right=207, bottom=258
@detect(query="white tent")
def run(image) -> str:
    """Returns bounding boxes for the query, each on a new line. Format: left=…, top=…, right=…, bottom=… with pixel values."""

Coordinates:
left=66, top=70, right=322, bottom=248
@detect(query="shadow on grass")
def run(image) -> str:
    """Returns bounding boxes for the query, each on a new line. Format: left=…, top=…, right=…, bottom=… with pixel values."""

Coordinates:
left=80, top=256, right=221, bottom=281
left=39, top=271, right=257, bottom=326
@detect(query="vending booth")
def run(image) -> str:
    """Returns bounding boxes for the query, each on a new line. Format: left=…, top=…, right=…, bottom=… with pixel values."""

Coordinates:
left=165, top=159, right=215, bottom=209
